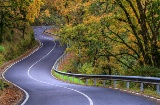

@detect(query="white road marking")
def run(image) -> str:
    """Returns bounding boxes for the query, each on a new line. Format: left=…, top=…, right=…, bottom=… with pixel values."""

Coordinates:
left=2, top=29, right=45, bottom=105
left=28, top=31, right=94, bottom=105
left=2, top=38, right=43, bottom=105
left=2, top=27, right=93, bottom=105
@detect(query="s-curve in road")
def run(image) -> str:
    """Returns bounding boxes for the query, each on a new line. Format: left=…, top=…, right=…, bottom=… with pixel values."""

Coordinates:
left=4, top=26, right=159, bottom=105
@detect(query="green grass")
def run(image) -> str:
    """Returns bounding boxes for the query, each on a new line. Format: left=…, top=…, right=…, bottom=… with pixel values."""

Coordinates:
left=52, top=70, right=160, bottom=99
left=0, top=79, right=9, bottom=90
left=0, top=79, right=5, bottom=90
left=52, top=70, right=85, bottom=85
left=0, top=45, right=4, bottom=52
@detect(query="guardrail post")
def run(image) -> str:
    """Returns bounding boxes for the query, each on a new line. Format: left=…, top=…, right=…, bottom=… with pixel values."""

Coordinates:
left=72, top=77, right=74, bottom=83
left=62, top=54, right=64, bottom=62
left=86, top=79, right=88, bottom=85
left=56, top=62, right=59, bottom=69
left=94, top=79, right=96, bottom=86
left=156, top=84, right=160, bottom=94
left=103, top=80, right=106, bottom=86
left=114, top=81, right=117, bottom=88
left=55, top=72, right=58, bottom=76
left=60, top=74, right=61, bottom=79
left=61, top=56, right=63, bottom=63
left=140, top=83, right=144, bottom=92
left=126, top=82, right=130, bottom=90
left=68, top=76, right=70, bottom=82
left=78, top=78, right=80, bottom=84
left=62, top=75, right=64, bottom=80
left=58, top=59, right=60, bottom=63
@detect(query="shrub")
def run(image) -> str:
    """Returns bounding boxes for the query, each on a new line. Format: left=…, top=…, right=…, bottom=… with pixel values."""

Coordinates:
left=0, top=46, right=4, bottom=52
left=0, top=80, right=9, bottom=90
left=127, top=65, right=160, bottom=77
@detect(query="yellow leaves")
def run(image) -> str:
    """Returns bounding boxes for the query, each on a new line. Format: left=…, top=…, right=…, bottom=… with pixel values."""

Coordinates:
left=83, top=15, right=101, bottom=24
left=157, top=41, right=160, bottom=48
left=44, top=9, right=50, bottom=17
left=154, top=14, right=159, bottom=18
left=26, top=0, right=42, bottom=22
left=128, top=33, right=136, bottom=42
left=83, top=1, right=93, bottom=8
left=109, top=25, right=116, bottom=31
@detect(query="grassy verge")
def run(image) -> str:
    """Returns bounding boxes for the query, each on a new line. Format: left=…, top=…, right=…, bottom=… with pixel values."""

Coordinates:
left=0, top=27, right=36, bottom=65
left=52, top=70, right=85, bottom=85
left=52, top=70, right=160, bottom=100
left=49, top=27, right=160, bottom=100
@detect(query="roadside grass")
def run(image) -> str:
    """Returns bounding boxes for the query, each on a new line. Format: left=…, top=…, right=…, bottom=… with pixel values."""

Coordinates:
left=52, top=71, right=85, bottom=85
left=52, top=70, right=160, bottom=99
left=0, top=79, right=3, bottom=96
left=0, top=79, right=10, bottom=97
left=50, top=28, right=160, bottom=100
left=116, top=81, right=160, bottom=99
left=0, top=80, right=4, bottom=90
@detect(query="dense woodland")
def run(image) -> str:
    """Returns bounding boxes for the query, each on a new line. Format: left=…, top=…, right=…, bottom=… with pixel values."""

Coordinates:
left=0, top=0, right=43, bottom=65
left=0, top=0, right=160, bottom=77
left=52, top=0, right=160, bottom=77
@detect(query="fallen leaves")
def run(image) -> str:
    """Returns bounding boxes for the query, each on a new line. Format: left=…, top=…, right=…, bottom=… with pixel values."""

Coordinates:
left=0, top=85, right=23, bottom=105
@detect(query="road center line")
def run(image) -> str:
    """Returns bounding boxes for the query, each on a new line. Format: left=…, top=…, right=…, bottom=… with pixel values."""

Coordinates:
left=27, top=31, right=94, bottom=105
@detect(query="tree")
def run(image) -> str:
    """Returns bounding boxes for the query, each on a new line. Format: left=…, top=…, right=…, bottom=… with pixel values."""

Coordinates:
left=54, top=0, right=160, bottom=75
left=106, top=0, right=160, bottom=67
left=0, top=0, right=42, bottom=43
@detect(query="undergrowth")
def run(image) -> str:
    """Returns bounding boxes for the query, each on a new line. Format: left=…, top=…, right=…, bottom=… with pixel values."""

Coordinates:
left=0, top=27, right=37, bottom=66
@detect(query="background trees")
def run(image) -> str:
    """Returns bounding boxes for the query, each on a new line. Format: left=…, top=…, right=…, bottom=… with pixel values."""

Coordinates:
left=0, top=0, right=42, bottom=65
left=0, top=0, right=42, bottom=42
left=53, top=0, right=160, bottom=76
left=1, top=0, right=158, bottom=76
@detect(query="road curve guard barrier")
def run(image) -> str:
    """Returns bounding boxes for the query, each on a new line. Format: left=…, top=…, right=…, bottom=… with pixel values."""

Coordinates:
left=53, top=53, right=160, bottom=95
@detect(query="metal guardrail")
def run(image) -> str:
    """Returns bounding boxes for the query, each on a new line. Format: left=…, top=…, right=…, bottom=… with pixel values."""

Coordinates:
left=43, top=26, right=160, bottom=97
left=53, top=54, right=160, bottom=95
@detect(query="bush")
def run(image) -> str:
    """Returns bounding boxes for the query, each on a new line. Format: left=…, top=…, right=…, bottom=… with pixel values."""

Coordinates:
left=0, top=46, right=4, bottom=52
left=128, top=65, right=160, bottom=77
left=78, top=63, right=94, bottom=74
left=3, top=29, right=36, bottom=61
left=0, top=80, right=9, bottom=90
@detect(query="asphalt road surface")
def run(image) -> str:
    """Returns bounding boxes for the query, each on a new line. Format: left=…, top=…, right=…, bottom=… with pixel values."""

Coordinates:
left=4, top=26, right=159, bottom=105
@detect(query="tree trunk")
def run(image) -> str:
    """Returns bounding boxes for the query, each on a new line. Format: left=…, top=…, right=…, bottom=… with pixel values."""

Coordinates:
left=0, top=14, right=4, bottom=43
left=22, top=25, right=26, bottom=39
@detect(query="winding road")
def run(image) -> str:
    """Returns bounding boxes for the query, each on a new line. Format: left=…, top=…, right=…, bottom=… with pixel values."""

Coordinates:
left=3, top=26, right=159, bottom=105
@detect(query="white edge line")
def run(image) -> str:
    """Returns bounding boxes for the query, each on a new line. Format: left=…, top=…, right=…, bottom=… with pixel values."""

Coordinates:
left=50, top=70, right=94, bottom=105
left=27, top=38, right=94, bottom=105
left=2, top=37, right=43, bottom=105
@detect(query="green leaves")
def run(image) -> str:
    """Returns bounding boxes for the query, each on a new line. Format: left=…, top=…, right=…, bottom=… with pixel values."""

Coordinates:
left=0, top=79, right=9, bottom=90
left=54, top=0, right=160, bottom=76
left=0, top=45, right=4, bottom=52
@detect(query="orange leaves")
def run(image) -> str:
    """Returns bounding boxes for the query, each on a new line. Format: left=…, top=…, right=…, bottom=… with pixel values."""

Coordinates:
left=128, top=33, right=136, bottom=42
left=56, top=0, right=160, bottom=73
left=83, top=15, right=101, bottom=24
left=26, top=0, right=42, bottom=22
left=44, top=9, right=50, bottom=17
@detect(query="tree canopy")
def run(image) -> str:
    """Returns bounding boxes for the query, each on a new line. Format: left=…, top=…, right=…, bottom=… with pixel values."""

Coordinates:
left=0, top=0, right=42, bottom=43
left=53, top=0, right=160, bottom=76
left=1, top=0, right=159, bottom=76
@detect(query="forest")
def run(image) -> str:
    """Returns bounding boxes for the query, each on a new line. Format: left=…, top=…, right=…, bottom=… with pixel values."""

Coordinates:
left=0, top=0, right=160, bottom=77
left=0, top=0, right=43, bottom=66
left=52, top=0, right=160, bottom=77
left=0, top=1, right=159, bottom=103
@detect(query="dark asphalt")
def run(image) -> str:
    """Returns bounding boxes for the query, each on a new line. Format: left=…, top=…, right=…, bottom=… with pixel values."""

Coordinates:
left=4, top=26, right=159, bottom=105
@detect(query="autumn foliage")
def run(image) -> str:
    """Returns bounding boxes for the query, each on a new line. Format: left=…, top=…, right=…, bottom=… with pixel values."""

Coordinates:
left=53, top=0, right=160, bottom=76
